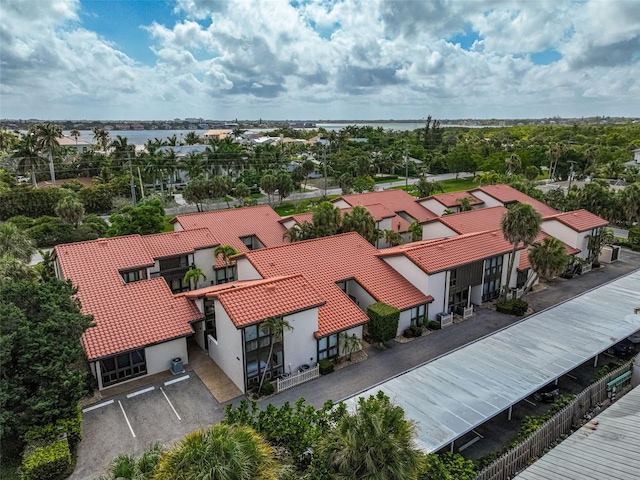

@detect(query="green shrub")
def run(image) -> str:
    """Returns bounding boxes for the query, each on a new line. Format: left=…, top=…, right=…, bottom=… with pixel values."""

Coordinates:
left=0, top=187, right=65, bottom=220
left=496, top=298, right=528, bottom=316
left=427, top=320, right=441, bottom=330
left=367, top=302, right=400, bottom=344
left=319, top=358, right=334, bottom=375
left=404, top=325, right=424, bottom=338
left=79, top=184, right=113, bottom=214
left=23, top=405, right=83, bottom=450
left=256, top=381, right=275, bottom=397
left=20, top=440, right=72, bottom=480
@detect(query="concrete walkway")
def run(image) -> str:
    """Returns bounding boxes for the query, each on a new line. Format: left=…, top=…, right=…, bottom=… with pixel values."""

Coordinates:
left=187, top=341, right=243, bottom=403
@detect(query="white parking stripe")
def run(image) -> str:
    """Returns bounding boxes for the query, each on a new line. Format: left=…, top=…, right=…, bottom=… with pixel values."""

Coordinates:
left=119, top=400, right=136, bottom=437
left=160, top=387, right=181, bottom=421
left=126, top=386, right=155, bottom=398
left=164, top=375, right=189, bottom=386
left=82, top=400, right=114, bottom=413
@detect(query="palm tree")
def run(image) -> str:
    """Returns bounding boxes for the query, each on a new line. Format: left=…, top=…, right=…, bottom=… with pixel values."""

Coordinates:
left=214, top=245, right=239, bottom=281
left=55, top=194, right=85, bottom=228
left=179, top=151, right=206, bottom=180
left=312, top=201, right=342, bottom=237
left=505, top=153, right=521, bottom=175
left=183, top=267, right=206, bottom=290
left=183, top=131, right=201, bottom=145
left=500, top=203, right=542, bottom=301
left=233, top=182, right=251, bottom=206
left=92, top=127, right=110, bottom=152
left=414, top=178, right=443, bottom=198
left=474, top=171, right=500, bottom=186
left=98, top=442, right=164, bottom=480
left=316, top=392, right=423, bottom=479
left=110, top=135, right=135, bottom=171
left=457, top=196, right=473, bottom=212
left=524, top=237, right=568, bottom=293
left=619, top=182, right=640, bottom=227
left=384, top=229, right=404, bottom=247
left=260, top=173, right=277, bottom=205
left=210, top=175, right=232, bottom=207
left=342, top=206, right=377, bottom=244
left=69, top=129, right=81, bottom=146
left=339, top=332, right=362, bottom=361
left=153, top=424, right=282, bottom=480
left=9, top=130, right=43, bottom=186
left=408, top=221, right=423, bottom=242
left=34, top=122, right=62, bottom=185
left=258, top=316, right=293, bottom=393
left=0, top=222, right=35, bottom=262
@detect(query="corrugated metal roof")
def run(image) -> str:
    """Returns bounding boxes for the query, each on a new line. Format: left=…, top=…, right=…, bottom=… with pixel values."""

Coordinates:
left=344, top=269, right=640, bottom=453
left=517, top=385, right=640, bottom=480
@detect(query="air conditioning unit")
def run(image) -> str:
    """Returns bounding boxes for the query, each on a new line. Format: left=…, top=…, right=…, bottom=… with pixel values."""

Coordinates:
left=170, top=357, right=184, bottom=375
left=599, top=245, right=621, bottom=264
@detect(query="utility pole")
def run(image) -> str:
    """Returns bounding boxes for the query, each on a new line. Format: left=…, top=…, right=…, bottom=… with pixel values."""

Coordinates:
left=323, top=142, right=329, bottom=198
left=403, top=141, right=408, bottom=190
left=567, top=160, right=576, bottom=191
left=128, top=150, right=137, bottom=205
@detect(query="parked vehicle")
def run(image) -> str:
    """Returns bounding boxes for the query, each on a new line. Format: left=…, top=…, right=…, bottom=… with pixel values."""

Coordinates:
left=607, top=339, right=635, bottom=357
left=628, top=330, right=640, bottom=344
left=533, top=384, right=560, bottom=402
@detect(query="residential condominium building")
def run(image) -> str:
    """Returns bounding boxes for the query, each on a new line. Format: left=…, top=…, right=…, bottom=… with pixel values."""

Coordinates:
left=53, top=185, right=608, bottom=393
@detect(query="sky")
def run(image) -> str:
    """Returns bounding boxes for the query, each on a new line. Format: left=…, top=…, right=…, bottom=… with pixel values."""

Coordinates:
left=1, top=0, right=639, bottom=121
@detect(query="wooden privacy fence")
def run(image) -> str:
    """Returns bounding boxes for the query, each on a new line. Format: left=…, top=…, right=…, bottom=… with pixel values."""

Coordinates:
left=276, top=364, right=320, bottom=393
left=475, top=361, right=633, bottom=480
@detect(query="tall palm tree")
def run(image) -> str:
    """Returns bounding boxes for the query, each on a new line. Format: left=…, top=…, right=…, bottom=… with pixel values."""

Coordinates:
left=110, top=135, right=135, bottom=171
left=316, top=392, right=423, bottom=479
left=232, top=182, right=251, bottom=206
left=414, top=177, right=443, bottom=198
left=260, top=173, right=277, bottom=205
left=92, top=127, right=110, bottom=152
left=214, top=245, right=239, bottom=281
left=408, top=220, right=423, bottom=242
left=258, top=316, right=293, bottom=392
left=9, top=130, right=43, bottom=186
left=179, top=152, right=206, bottom=181
left=69, top=129, right=81, bottom=145
left=342, top=206, right=377, bottom=244
left=0, top=222, right=35, bottom=262
left=525, top=237, right=568, bottom=291
left=384, top=229, right=404, bottom=247
left=34, top=122, right=62, bottom=185
left=500, top=203, right=542, bottom=301
left=312, top=201, right=342, bottom=237
left=505, top=153, right=521, bottom=175
left=153, top=424, right=282, bottom=480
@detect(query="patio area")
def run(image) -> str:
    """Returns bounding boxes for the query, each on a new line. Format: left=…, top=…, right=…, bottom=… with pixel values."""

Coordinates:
left=187, top=339, right=243, bottom=403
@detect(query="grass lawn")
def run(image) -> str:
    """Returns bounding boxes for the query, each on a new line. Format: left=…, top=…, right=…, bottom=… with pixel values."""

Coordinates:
left=250, top=192, right=265, bottom=199
left=374, top=176, right=402, bottom=184
left=438, top=178, right=477, bottom=192
left=163, top=215, right=175, bottom=232
left=273, top=194, right=341, bottom=217
left=274, top=203, right=297, bottom=216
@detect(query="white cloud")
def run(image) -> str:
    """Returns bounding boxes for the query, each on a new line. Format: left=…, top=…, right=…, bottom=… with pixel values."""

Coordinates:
left=1, top=0, right=638, bottom=120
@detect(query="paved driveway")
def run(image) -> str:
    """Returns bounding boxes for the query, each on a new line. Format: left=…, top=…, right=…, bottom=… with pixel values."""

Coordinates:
left=71, top=374, right=226, bottom=479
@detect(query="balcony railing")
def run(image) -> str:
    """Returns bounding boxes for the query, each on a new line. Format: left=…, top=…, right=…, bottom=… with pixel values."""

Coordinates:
left=150, top=264, right=193, bottom=279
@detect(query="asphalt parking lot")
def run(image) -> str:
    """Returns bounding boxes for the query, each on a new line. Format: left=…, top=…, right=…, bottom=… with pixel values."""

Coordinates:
left=70, top=374, right=226, bottom=480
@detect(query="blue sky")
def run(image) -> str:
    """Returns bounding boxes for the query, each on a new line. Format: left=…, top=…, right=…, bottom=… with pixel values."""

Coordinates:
left=1, top=0, right=639, bottom=120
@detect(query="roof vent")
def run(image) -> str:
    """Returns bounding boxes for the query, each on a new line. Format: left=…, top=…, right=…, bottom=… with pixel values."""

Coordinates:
left=267, top=285, right=276, bottom=293
left=98, top=240, right=108, bottom=246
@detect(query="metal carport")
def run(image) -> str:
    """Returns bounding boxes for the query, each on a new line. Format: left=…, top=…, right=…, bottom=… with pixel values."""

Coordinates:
left=344, top=270, right=640, bottom=453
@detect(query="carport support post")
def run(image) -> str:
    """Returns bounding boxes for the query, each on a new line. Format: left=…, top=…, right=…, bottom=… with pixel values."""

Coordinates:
left=508, top=405, right=513, bottom=421
left=450, top=442, right=454, bottom=453
left=594, top=354, right=598, bottom=367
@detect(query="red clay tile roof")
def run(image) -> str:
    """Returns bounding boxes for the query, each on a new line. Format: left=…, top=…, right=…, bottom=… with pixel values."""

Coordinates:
left=240, top=233, right=433, bottom=337
left=336, top=190, right=437, bottom=223
left=426, top=191, right=484, bottom=208
left=545, top=209, right=609, bottom=232
left=141, top=228, right=218, bottom=259
left=474, top=184, right=559, bottom=217
left=379, top=229, right=524, bottom=274
left=438, top=206, right=508, bottom=234
left=173, top=205, right=289, bottom=267
left=518, top=232, right=581, bottom=271
left=205, top=275, right=326, bottom=328
left=55, top=236, right=203, bottom=360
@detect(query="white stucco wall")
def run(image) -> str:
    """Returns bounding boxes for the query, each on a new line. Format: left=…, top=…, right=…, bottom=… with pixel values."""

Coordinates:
left=470, top=284, right=483, bottom=305
left=146, top=337, right=189, bottom=376
left=468, top=190, right=502, bottom=208
left=209, top=301, right=245, bottom=392
left=429, top=271, right=448, bottom=317
left=283, top=308, right=319, bottom=374
left=502, top=251, right=521, bottom=289
left=173, top=221, right=184, bottom=231
left=576, top=231, right=592, bottom=260
left=541, top=219, right=580, bottom=251
left=192, top=319, right=206, bottom=350
left=236, top=257, right=263, bottom=280
left=280, top=218, right=297, bottom=229
left=381, top=255, right=430, bottom=296
left=398, top=309, right=413, bottom=334
left=193, top=247, right=216, bottom=287
left=423, top=221, right=459, bottom=240
left=419, top=198, right=448, bottom=216
left=347, top=279, right=377, bottom=311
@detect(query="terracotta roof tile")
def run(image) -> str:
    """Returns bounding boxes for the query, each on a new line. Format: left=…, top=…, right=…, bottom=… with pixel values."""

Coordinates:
left=379, top=230, right=523, bottom=274
left=173, top=205, right=288, bottom=266
left=438, top=206, right=508, bottom=234
left=209, top=275, right=326, bottom=327
left=55, top=236, right=202, bottom=360
left=141, top=228, right=218, bottom=259
left=474, top=184, right=559, bottom=217
left=336, top=190, right=437, bottom=223
left=241, top=233, right=432, bottom=337
left=545, top=209, right=609, bottom=232
left=426, top=191, right=484, bottom=208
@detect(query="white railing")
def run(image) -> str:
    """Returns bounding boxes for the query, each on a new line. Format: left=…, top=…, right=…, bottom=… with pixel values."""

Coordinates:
left=581, top=262, right=592, bottom=274
left=463, top=306, right=474, bottom=319
left=505, top=291, right=513, bottom=300
left=515, top=287, right=524, bottom=299
left=440, top=313, right=454, bottom=328
left=276, top=364, right=320, bottom=393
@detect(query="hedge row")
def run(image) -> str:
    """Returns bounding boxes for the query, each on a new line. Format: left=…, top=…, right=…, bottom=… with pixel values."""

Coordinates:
left=367, top=302, right=400, bottom=344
